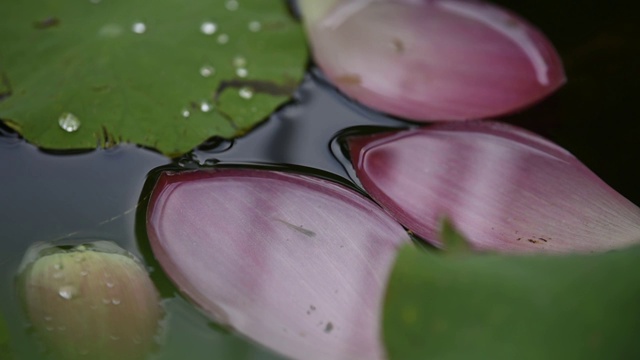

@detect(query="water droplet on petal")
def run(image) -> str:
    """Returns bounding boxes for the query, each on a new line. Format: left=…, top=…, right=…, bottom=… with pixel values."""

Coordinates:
left=200, top=65, right=215, bottom=77
left=111, top=298, right=121, bottom=305
left=58, top=285, right=78, bottom=300
left=58, top=113, right=81, bottom=133
left=248, top=21, right=261, bottom=32
left=200, top=21, right=217, bottom=35
left=53, top=263, right=62, bottom=270
left=106, top=281, right=115, bottom=288
left=239, top=87, right=254, bottom=99
left=217, top=33, right=229, bottom=44
left=225, top=0, right=239, bottom=11
left=132, top=22, right=146, bottom=34
left=236, top=68, right=248, bottom=78
left=102, top=298, right=111, bottom=305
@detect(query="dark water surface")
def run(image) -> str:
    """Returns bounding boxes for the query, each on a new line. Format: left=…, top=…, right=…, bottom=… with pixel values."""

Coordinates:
left=2, top=0, right=640, bottom=358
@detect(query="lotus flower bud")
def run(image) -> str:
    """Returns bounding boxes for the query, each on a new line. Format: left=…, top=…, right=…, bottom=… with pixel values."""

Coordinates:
left=348, top=121, right=640, bottom=253
left=299, top=0, right=566, bottom=121
left=17, top=241, right=163, bottom=360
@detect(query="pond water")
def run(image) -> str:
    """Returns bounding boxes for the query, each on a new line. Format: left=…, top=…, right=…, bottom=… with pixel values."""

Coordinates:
left=0, top=74, right=410, bottom=359
left=1, top=0, right=639, bottom=358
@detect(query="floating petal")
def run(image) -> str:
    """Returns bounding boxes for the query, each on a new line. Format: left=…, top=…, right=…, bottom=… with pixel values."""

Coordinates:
left=299, top=0, right=566, bottom=121
left=146, top=168, right=409, bottom=360
left=348, top=121, right=640, bottom=253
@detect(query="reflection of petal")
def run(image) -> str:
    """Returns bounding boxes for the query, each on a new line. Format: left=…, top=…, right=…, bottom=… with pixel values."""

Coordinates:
left=349, top=121, right=640, bottom=253
left=146, top=169, right=409, bottom=360
left=300, top=0, right=566, bottom=121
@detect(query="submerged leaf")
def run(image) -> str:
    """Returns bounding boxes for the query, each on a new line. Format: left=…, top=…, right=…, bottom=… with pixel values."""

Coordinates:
left=17, top=241, right=163, bottom=360
left=146, top=168, right=410, bottom=360
left=299, top=0, right=565, bottom=121
left=384, top=244, right=640, bottom=359
left=0, top=311, right=10, bottom=359
left=0, top=0, right=306, bottom=156
left=348, top=121, right=640, bottom=253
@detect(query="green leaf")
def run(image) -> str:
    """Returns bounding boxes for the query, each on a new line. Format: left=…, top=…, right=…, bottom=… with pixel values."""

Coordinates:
left=0, top=0, right=306, bottom=156
left=439, top=218, right=471, bottom=254
left=384, top=244, right=640, bottom=360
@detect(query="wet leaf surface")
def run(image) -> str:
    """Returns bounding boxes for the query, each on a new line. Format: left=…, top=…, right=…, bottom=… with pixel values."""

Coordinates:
left=384, top=241, right=640, bottom=360
left=0, top=0, right=306, bottom=156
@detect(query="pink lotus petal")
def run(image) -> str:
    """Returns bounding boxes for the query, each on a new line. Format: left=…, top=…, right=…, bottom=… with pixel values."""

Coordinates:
left=146, top=169, right=409, bottom=360
left=299, top=0, right=566, bottom=121
left=348, top=121, right=640, bottom=253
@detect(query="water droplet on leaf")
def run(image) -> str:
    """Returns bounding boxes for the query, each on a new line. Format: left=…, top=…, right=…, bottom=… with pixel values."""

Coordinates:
left=132, top=22, right=146, bottom=34
left=239, top=87, right=254, bottom=99
left=200, top=65, right=215, bottom=77
left=248, top=21, right=261, bottom=32
left=225, top=0, right=239, bottom=11
left=200, top=101, right=213, bottom=113
left=181, top=108, right=191, bottom=118
left=200, top=21, right=217, bottom=35
left=98, top=24, right=123, bottom=37
left=236, top=68, right=248, bottom=78
left=217, top=33, right=229, bottom=44
left=58, top=113, right=80, bottom=133
left=232, top=56, right=247, bottom=68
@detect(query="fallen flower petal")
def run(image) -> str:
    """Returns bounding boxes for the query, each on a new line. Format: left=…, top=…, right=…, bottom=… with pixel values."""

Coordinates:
left=299, top=0, right=566, bottom=121
left=348, top=121, right=640, bottom=253
left=146, top=168, right=409, bottom=360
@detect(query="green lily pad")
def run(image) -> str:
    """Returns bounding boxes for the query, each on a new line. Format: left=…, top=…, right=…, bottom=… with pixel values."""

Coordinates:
left=384, top=242, right=640, bottom=359
left=0, top=0, right=306, bottom=156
